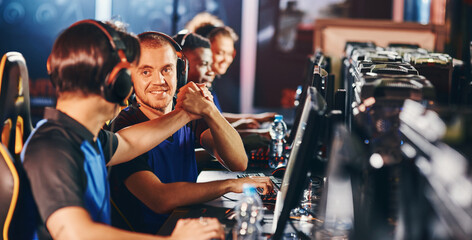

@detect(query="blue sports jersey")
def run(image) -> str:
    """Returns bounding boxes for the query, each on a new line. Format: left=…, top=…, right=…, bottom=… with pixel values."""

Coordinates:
left=22, top=108, right=117, bottom=239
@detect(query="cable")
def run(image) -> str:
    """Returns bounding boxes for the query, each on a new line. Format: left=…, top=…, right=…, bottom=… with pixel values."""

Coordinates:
left=222, top=195, right=237, bottom=202
left=111, top=197, right=135, bottom=231
left=293, top=203, right=324, bottom=224
left=301, top=207, right=317, bottom=219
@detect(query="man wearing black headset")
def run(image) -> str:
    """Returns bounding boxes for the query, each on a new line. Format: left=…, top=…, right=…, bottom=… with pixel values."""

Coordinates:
left=108, top=31, right=273, bottom=234
left=22, top=20, right=225, bottom=239
left=174, top=32, right=216, bottom=93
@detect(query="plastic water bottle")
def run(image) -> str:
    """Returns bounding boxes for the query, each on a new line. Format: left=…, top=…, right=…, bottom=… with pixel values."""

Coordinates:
left=269, top=115, right=287, bottom=168
left=233, top=184, right=263, bottom=240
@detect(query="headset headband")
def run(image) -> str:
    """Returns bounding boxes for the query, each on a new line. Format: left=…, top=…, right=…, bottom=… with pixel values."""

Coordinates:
left=70, top=20, right=126, bottom=50
left=179, top=32, right=192, bottom=47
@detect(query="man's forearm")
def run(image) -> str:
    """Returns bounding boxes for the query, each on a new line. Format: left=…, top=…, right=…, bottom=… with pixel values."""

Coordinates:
left=125, top=171, right=236, bottom=214
left=201, top=107, right=248, bottom=171
left=110, top=109, right=193, bottom=166
left=47, top=207, right=165, bottom=240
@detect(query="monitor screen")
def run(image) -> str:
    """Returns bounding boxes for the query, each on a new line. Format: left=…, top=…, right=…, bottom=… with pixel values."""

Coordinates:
left=288, top=54, right=328, bottom=145
left=272, top=86, right=327, bottom=240
left=315, top=124, right=357, bottom=238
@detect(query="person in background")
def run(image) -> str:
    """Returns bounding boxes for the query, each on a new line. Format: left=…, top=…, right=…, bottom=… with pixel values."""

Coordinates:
left=185, top=12, right=277, bottom=130
left=173, top=32, right=215, bottom=91
left=185, top=12, right=275, bottom=130
left=173, top=32, right=251, bottom=168
left=21, top=19, right=224, bottom=240
left=185, top=13, right=279, bottom=157
left=109, top=31, right=273, bottom=234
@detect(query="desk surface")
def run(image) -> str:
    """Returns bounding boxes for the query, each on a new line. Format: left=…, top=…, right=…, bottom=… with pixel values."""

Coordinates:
left=158, top=170, right=277, bottom=237
left=197, top=170, right=246, bottom=209
left=159, top=171, right=239, bottom=235
left=157, top=170, right=314, bottom=239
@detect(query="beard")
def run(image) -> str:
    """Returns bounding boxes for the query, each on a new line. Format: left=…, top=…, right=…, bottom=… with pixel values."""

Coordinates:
left=135, top=91, right=173, bottom=113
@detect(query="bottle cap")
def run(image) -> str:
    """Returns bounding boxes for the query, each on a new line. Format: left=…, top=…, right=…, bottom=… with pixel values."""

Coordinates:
left=242, top=184, right=257, bottom=196
left=275, top=115, right=283, bottom=121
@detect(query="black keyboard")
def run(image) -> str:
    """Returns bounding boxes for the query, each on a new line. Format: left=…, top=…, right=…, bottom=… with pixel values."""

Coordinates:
left=184, top=205, right=234, bottom=220
left=237, top=172, right=265, bottom=178
left=181, top=205, right=236, bottom=238
left=236, top=173, right=282, bottom=188
left=270, top=176, right=282, bottom=189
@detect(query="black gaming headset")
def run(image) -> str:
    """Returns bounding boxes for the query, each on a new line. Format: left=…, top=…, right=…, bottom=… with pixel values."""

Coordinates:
left=47, top=19, right=133, bottom=106
left=137, top=31, right=188, bottom=90
left=177, top=32, right=192, bottom=48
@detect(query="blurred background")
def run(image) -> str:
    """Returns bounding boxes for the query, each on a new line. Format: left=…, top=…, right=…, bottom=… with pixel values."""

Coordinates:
left=0, top=0, right=470, bottom=124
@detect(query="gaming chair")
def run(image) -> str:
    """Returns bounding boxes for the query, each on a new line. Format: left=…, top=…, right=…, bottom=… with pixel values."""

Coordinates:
left=0, top=51, right=38, bottom=240
left=0, top=52, right=33, bottom=158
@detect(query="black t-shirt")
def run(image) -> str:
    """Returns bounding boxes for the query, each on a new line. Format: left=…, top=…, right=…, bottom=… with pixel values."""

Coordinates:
left=108, top=107, right=154, bottom=233
left=108, top=106, right=152, bottom=183
left=22, top=108, right=118, bottom=239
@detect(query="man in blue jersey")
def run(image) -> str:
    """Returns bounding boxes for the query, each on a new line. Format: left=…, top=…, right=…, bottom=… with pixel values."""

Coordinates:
left=109, top=32, right=273, bottom=234
left=22, top=20, right=224, bottom=240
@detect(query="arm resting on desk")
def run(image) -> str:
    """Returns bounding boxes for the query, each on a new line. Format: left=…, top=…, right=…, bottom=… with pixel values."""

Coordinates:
left=125, top=170, right=273, bottom=214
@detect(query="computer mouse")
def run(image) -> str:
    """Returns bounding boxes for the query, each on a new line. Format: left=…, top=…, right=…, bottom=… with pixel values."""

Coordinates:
left=272, top=166, right=286, bottom=178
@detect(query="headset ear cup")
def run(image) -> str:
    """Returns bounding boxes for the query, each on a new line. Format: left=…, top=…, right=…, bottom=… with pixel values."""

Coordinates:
left=103, top=68, right=133, bottom=106
left=176, top=57, right=188, bottom=90
left=46, top=54, right=57, bottom=88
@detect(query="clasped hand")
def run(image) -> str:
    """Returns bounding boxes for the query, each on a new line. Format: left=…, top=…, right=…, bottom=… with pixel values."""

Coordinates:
left=175, top=82, right=215, bottom=120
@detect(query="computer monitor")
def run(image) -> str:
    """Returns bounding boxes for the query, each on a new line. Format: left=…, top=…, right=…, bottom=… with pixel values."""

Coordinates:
left=272, top=86, right=327, bottom=240
left=314, top=124, right=359, bottom=239
left=288, top=54, right=328, bottom=145
left=398, top=100, right=472, bottom=239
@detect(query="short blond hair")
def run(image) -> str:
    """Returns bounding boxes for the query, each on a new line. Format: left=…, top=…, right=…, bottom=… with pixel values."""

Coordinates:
left=185, top=12, right=224, bottom=33
left=208, top=26, right=239, bottom=43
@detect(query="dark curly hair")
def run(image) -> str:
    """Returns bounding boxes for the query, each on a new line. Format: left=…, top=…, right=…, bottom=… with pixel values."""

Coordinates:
left=173, top=32, right=210, bottom=50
